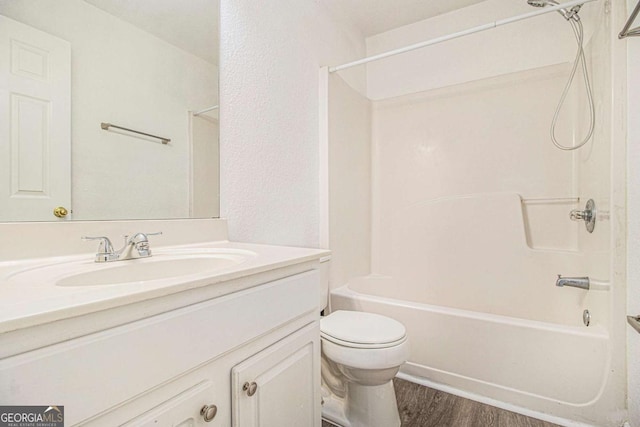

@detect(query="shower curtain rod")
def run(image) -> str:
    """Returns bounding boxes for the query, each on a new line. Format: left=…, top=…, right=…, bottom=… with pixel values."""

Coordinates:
left=193, top=105, right=219, bottom=116
left=328, top=0, right=597, bottom=73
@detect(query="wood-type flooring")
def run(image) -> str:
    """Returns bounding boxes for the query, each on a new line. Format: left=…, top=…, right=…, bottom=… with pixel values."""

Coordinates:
left=321, top=378, right=560, bottom=427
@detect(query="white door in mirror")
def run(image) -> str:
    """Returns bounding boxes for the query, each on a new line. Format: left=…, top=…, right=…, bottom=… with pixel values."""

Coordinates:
left=0, top=15, right=71, bottom=221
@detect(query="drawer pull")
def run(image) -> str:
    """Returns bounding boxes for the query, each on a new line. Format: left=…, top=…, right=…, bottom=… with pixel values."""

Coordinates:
left=200, top=404, right=218, bottom=422
left=243, top=381, right=258, bottom=397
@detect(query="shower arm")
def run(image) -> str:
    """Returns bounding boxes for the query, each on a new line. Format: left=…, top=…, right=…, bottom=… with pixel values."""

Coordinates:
left=620, top=0, right=640, bottom=39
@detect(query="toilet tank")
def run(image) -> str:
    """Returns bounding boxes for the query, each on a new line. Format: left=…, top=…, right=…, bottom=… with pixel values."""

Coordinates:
left=319, top=256, right=331, bottom=312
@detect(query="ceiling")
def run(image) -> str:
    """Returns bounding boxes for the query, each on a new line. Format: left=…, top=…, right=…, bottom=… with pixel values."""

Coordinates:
left=82, top=0, right=488, bottom=64
left=321, top=0, right=489, bottom=37
left=83, top=0, right=218, bottom=65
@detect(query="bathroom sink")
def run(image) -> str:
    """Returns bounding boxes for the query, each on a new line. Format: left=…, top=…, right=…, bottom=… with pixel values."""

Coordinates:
left=57, top=255, right=242, bottom=286
left=5, top=249, right=254, bottom=287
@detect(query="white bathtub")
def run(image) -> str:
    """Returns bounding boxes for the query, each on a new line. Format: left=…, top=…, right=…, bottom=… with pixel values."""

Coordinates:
left=330, top=275, right=613, bottom=426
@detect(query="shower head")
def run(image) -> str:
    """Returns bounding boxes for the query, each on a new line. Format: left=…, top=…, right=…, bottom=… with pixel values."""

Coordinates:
left=527, top=0, right=559, bottom=7
left=527, top=0, right=581, bottom=21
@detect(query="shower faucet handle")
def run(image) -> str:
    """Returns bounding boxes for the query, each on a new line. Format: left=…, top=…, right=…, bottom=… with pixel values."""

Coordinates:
left=570, top=209, right=590, bottom=221
left=569, top=199, right=596, bottom=233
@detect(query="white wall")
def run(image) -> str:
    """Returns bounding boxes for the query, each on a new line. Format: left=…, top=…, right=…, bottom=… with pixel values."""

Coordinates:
left=0, top=0, right=218, bottom=220
left=219, top=0, right=366, bottom=247
left=627, top=1, right=640, bottom=424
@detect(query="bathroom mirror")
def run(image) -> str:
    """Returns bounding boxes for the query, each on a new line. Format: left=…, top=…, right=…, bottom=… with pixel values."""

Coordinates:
left=0, top=0, right=219, bottom=222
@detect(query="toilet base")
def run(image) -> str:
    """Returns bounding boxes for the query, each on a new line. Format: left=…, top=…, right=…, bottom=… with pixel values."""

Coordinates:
left=322, top=392, right=351, bottom=427
left=321, top=380, right=400, bottom=427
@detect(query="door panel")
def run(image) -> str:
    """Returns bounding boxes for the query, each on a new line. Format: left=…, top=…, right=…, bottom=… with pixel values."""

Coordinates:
left=0, top=14, right=70, bottom=221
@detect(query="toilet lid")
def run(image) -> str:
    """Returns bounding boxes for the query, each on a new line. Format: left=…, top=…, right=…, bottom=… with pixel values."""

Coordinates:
left=320, top=311, right=406, bottom=346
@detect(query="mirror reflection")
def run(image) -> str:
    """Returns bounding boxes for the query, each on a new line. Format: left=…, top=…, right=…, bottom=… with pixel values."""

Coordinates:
left=0, top=0, right=219, bottom=222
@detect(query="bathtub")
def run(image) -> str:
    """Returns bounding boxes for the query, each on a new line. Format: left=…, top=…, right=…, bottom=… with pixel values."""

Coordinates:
left=330, top=275, right=613, bottom=425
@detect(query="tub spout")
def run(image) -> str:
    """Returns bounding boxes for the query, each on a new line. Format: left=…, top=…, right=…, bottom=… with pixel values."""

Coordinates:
left=556, top=275, right=590, bottom=290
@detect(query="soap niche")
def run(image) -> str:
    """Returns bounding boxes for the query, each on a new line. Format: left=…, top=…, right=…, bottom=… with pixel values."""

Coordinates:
left=521, top=197, right=580, bottom=251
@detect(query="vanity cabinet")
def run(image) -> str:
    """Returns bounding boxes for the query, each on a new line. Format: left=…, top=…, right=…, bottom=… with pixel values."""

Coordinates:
left=0, top=269, right=322, bottom=427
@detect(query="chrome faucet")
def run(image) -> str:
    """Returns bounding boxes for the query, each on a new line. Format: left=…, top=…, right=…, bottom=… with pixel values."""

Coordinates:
left=82, top=232, right=162, bottom=263
left=556, top=275, right=590, bottom=290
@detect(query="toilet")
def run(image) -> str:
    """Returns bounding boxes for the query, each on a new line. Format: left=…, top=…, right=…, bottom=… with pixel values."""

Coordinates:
left=317, top=257, right=409, bottom=426
left=320, top=310, right=409, bottom=427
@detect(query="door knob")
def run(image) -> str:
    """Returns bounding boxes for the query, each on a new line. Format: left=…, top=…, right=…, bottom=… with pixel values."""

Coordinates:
left=53, top=206, right=68, bottom=218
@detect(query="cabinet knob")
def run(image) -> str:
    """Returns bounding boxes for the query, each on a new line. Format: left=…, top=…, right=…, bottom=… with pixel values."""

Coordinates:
left=243, top=381, right=258, bottom=397
left=200, top=404, right=217, bottom=422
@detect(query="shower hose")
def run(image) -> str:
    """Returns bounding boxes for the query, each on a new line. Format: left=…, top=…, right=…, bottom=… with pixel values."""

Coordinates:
left=550, top=18, right=596, bottom=151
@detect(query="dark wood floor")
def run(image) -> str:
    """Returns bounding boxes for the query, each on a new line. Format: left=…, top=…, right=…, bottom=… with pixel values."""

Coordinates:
left=322, top=378, right=559, bottom=427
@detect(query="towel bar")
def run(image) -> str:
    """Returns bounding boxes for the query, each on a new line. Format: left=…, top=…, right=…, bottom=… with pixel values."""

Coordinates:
left=101, top=122, right=170, bottom=144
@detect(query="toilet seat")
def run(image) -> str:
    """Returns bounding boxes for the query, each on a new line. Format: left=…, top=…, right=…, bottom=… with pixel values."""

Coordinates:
left=321, top=335, right=409, bottom=371
left=321, top=311, right=407, bottom=349
left=321, top=334, right=406, bottom=349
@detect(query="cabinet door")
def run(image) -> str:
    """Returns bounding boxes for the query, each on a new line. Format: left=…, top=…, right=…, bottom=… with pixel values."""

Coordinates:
left=232, top=323, right=320, bottom=427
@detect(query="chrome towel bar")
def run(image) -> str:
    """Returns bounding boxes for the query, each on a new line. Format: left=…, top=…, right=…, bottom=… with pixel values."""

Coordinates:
left=101, top=122, right=170, bottom=144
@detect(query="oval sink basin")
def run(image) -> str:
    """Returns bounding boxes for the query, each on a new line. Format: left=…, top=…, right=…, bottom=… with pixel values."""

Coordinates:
left=4, top=249, right=255, bottom=287
left=56, top=255, right=241, bottom=287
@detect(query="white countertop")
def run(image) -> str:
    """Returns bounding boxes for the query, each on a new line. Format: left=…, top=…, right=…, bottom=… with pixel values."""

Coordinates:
left=0, top=240, right=330, bottom=335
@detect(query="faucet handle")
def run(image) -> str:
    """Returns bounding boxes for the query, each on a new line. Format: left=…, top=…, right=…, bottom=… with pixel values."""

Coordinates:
left=125, top=231, right=162, bottom=244
left=126, top=232, right=162, bottom=258
left=569, top=209, right=587, bottom=221
left=81, top=236, right=114, bottom=254
left=81, top=236, right=119, bottom=262
left=569, top=199, right=596, bottom=233
left=137, top=232, right=162, bottom=251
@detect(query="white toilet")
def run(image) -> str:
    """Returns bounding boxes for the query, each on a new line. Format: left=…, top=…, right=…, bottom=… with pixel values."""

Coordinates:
left=316, top=257, right=409, bottom=426
left=320, top=310, right=409, bottom=427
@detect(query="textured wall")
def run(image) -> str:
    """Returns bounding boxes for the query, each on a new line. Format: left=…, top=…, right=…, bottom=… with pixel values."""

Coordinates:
left=219, top=0, right=365, bottom=247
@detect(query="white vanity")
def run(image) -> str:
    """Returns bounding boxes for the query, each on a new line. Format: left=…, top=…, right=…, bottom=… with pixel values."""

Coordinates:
left=0, top=219, right=329, bottom=426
